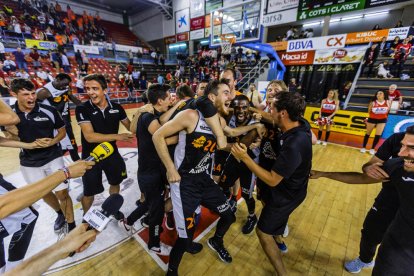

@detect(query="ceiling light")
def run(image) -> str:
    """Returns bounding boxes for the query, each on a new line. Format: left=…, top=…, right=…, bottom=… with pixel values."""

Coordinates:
left=341, top=15, right=363, bottom=21
left=364, top=11, right=389, bottom=17
left=303, top=21, right=322, bottom=27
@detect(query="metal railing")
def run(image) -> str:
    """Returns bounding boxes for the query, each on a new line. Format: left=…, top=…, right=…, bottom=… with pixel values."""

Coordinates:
left=237, top=59, right=270, bottom=91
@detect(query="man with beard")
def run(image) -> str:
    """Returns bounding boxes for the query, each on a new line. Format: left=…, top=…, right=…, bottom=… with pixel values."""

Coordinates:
left=36, top=73, right=82, bottom=162
left=153, top=79, right=265, bottom=275
left=311, top=125, right=414, bottom=275
left=218, top=94, right=261, bottom=234
left=231, top=92, right=312, bottom=275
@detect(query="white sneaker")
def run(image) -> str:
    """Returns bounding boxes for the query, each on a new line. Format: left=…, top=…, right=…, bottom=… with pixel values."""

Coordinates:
left=322, top=141, right=327, bottom=146
left=282, top=224, right=289, bottom=238
left=369, top=149, right=376, bottom=155
left=149, top=243, right=172, bottom=256
left=316, top=140, right=322, bottom=145
left=360, top=148, right=367, bottom=153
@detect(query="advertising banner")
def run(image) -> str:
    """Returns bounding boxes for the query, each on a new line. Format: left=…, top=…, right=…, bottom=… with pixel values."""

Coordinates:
left=262, top=8, right=298, bottom=27
left=205, top=14, right=222, bottom=28
left=73, top=45, right=100, bottom=55
left=115, top=44, right=143, bottom=53
left=382, top=115, right=414, bottom=139
left=25, top=39, right=57, bottom=50
left=206, top=0, right=222, bottom=13
left=279, top=50, right=315, bottom=65
left=269, top=41, right=288, bottom=51
left=313, top=46, right=367, bottom=64
left=205, top=27, right=211, bottom=38
left=387, top=27, right=411, bottom=40
left=190, top=0, right=205, bottom=18
left=287, top=34, right=347, bottom=52
left=176, top=32, right=189, bottom=42
left=190, top=29, right=205, bottom=40
left=304, top=107, right=369, bottom=136
left=346, top=29, right=389, bottom=44
left=365, top=0, right=411, bottom=8
left=176, top=8, right=190, bottom=34
left=267, top=0, right=299, bottom=14
left=257, top=81, right=270, bottom=101
left=164, top=35, right=177, bottom=44
left=297, top=0, right=365, bottom=20
left=191, top=16, right=205, bottom=31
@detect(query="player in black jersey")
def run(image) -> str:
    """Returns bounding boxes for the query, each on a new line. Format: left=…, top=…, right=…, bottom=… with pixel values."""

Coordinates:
left=218, top=94, right=261, bottom=234
left=36, top=73, right=82, bottom=162
left=232, top=92, right=312, bottom=276
left=153, top=79, right=265, bottom=275
left=311, top=126, right=414, bottom=275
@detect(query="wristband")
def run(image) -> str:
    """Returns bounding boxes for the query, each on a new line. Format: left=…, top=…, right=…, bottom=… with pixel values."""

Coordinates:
left=59, top=166, right=71, bottom=180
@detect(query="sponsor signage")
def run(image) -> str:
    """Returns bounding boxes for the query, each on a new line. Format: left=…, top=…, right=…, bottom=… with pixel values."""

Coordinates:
left=190, top=29, right=205, bottom=40
left=262, top=8, right=298, bottom=27
left=115, top=44, right=143, bottom=53
left=297, top=0, right=365, bottom=20
left=346, top=29, right=389, bottom=44
left=176, top=32, right=189, bottom=42
left=164, top=35, right=177, bottom=44
left=74, top=44, right=100, bottom=55
left=176, top=8, right=190, bottom=34
left=387, top=27, right=411, bottom=40
left=191, top=16, right=205, bottom=31
left=190, top=0, right=205, bottom=18
left=257, top=81, right=270, bottom=101
left=313, top=46, right=367, bottom=64
left=382, top=115, right=414, bottom=139
left=205, top=14, right=222, bottom=28
left=365, top=0, right=411, bottom=8
left=279, top=50, right=315, bottom=65
left=267, top=0, right=299, bottom=14
left=25, top=39, right=57, bottom=50
left=287, top=34, right=347, bottom=52
left=304, top=107, right=370, bottom=136
left=268, top=41, right=288, bottom=51
left=205, top=27, right=211, bottom=38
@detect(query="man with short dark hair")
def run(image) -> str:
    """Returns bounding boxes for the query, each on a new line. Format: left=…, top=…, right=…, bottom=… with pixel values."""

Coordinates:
left=231, top=92, right=312, bottom=275
left=75, top=74, right=133, bottom=214
left=10, top=78, right=75, bottom=232
left=362, top=44, right=379, bottom=78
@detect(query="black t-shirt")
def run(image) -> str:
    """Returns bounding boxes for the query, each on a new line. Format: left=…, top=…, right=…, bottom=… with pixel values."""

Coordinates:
left=137, top=111, right=163, bottom=173
left=171, top=98, right=195, bottom=119
left=383, top=158, right=414, bottom=234
left=13, top=102, right=65, bottom=167
left=75, top=100, right=127, bottom=156
left=268, top=119, right=313, bottom=206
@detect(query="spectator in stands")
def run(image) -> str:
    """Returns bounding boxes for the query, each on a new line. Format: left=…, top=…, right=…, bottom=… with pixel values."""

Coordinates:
left=151, top=50, right=158, bottom=66
left=159, top=54, right=165, bottom=71
left=60, top=52, right=71, bottom=73
left=394, top=20, right=403, bottom=28
left=235, top=66, right=242, bottom=81
left=16, top=69, right=30, bottom=79
left=408, top=34, right=414, bottom=56
left=372, top=24, right=381, bottom=30
left=0, top=77, right=10, bottom=97
left=79, top=64, right=87, bottom=77
left=3, top=56, right=17, bottom=72
left=36, top=67, right=49, bottom=83
left=391, top=37, right=412, bottom=77
left=45, top=26, right=53, bottom=37
left=0, top=41, right=5, bottom=62
left=81, top=50, right=89, bottom=72
left=255, top=51, right=261, bottom=65
left=23, top=23, right=31, bottom=36
left=246, top=83, right=262, bottom=108
left=288, top=78, right=300, bottom=93
left=12, top=20, right=22, bottom=34
left=386, top=36, right=401, bottom=56
left=132, top=68, right=140, bottom=88
left=388, top=84, right=403, bottom=108
left=75, top=50, right=82, bottom=68
left=126, top=73, right=134, bottom=101
left=0, top=13, right=6, bottom=30
left=139, top=75, right=147, bottom=90
left=361, top=44, right=379, bottom=78
left=12, top=48, right=28, bottom=72
left=128, top=50, right=134, bottom=64
left=377, top=36, right=388, bottom=56
left=3, top=5, right=13, bottom=16
left=157, top=74, right=164, bottom=85
left=246, top=50, right=253, bottom=66
left=71, top=34, right=80, bottom=45
left=237, top=47, right=243, bottom=63
left=29, top=47, right=41, bottom=69
left=136, top=50, right=143, bottom=67
left=38, top=12, right=46, bottom=30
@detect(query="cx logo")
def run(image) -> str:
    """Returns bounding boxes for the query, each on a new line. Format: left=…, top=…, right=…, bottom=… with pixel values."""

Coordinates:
left=327, top=37, right=344, bottom=47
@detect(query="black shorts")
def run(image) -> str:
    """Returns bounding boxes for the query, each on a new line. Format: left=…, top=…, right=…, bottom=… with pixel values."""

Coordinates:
left=219, top=154, right=255, bottom=198
left=82, top=151, right=127, bottom=196
left=212, top=150, right=229, bottom=176
left=367, top=118, right=387, bottom=124
left=171, top=173, right=231, bottom=239
left=257, top=193, right=306, bottom=236
left=321, top=112, right=334, bottom=118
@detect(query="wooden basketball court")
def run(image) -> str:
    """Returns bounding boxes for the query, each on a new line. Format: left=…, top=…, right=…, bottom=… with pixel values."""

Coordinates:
left=0, top=108, right=381, bottom=276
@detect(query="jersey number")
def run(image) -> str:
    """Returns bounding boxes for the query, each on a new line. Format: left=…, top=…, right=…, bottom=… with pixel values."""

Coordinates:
left=204, top=140, right=216, bottom=153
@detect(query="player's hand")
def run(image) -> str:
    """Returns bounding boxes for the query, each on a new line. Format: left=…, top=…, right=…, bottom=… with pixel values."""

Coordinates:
left=231, top=143, right=248, bottom=161
left=363, top=162, right=389, bottom=180
left=67, top=160, right=95, bottom=178
left=34, top=138, right=54, bottom=147
left=166, top=167, right=181, bottom=183
left=249, top=138, right=261, bottom=150
left=255, top=123, right=267, bottom=138
left=58, top=224, right=97, bottom=257
left=116, top=133, right=135, bottom=142
left=252, top=113, right=262, bottom=121
left=216, top=135, right=227, bottom=150
left=309, top=170, right=324, bottom=179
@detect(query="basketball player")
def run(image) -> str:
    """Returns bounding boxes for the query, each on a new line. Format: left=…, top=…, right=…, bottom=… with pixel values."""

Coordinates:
left=196, top=79, right=209, bottom=97
left=10, top=78, right=75, bottom=232
left=75, top=74, right=133, bottom=215
left=36, top=73, right=82, bottom=161
left=311, top=125, right=414, bottom=275
left=231, top=92, right=312, bottom=276
left=153, top=79, right=265, bottom=275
